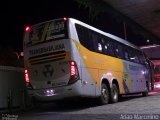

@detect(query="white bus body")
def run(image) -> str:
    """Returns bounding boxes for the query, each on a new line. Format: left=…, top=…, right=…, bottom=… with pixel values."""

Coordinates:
left=23, top=18, right=150, bottom=104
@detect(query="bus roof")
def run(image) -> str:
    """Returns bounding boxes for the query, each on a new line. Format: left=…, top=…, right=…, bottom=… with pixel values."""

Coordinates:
left=69, top=18, right=140, bottom=50
left=29, top=18, right=66, bottom=27
left=27, top=17, right=140, bottom=50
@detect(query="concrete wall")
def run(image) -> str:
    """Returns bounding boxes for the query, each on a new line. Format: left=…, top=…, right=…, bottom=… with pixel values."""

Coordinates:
left=0, top=66, right=27, bottom=109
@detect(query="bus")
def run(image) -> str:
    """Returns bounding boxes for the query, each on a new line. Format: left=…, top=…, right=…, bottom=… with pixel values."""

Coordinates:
left=23, top=18, right=150, bottom=105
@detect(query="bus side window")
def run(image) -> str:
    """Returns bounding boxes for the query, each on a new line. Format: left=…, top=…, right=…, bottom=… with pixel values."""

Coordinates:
left=124, top=48, right=129, bottom=61
left=100, top=37, right=106, bottom=53
left=134, top=53, right=139, bottom=63
left=138, top=52, right=146, bottom=64
left=135, top=51, right=143, bottom=64
left=97, top=36, right=103, bottom=53
left=142, top=52, right=150, bottom=66
left=103, top=42, right=108, bottom=53
left=128, top=49, right=140, bottom=63
left=98, top=43, right=102, bottom=52
left=75, top=24, right=94, bottom=51
left=128, top=49, right=135, bottom=62
left=97, top=36, right=106, bottom=53
left=91, top=31, right=101, bottom=52
left=105, top=38, right=115, bottom=56
left=101, top=38, right=110, bottom=55
left=114, top=42, right=124, bottom=59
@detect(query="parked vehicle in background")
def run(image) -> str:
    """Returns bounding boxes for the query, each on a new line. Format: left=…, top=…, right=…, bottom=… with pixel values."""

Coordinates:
left=140, top=45, right=160, bottom=90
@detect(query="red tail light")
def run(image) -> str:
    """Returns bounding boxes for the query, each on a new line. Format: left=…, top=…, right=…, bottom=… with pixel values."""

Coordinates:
left=70, top=61, right=77, bottom=76
left=63, top=17, right=67, bottom=21
left=25, top=69, right=33, bottom=89
left=68, top=61, right=79, bottom=84
left=25, top=69, right=30, bottom=83
left=25, top=26, right=31, bottom=32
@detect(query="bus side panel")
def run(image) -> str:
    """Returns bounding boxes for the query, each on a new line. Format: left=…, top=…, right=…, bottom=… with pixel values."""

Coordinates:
left=69, top=40, right=97, bottom=97
left=98, top=57, right=124, bottom=94
left=69, top=21, right=98, bottom=97
left=72, top=42, right=98, bottom=97
left=79, top=46, right=99, bottom=97
left=121, top=60, right=148, bottom=94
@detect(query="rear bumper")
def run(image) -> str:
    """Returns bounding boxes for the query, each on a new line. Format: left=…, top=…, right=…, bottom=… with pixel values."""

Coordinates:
left=27, top=80, right=83, bottom=101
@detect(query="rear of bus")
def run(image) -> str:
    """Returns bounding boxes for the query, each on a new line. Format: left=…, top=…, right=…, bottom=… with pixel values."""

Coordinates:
left=23, top=18, right=82, bottom=101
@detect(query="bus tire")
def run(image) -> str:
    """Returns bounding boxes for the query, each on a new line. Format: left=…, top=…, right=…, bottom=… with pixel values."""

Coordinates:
left=110, top=84, right=119, bottom=103
left=142, top=82, right=149, bottom=97
left=98, top=83, right=110, bottom=105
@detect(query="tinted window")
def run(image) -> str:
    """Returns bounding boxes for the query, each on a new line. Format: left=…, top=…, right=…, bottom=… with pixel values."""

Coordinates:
left=114, top=42, right=124, bottom=59
left=124, top=47, right=130, bottom=61
left=75, top=24, right=145, bottom=65
left=75, top=24, right=94, bottom=51
left=26, top=19, right=68, bottom=47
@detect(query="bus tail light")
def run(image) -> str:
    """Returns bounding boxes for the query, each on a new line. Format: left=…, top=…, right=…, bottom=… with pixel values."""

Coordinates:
left=25, top=69, right=30, bottom=83
left=25, top=26, right=31, bottom=32
left=68, top=61, right=79, bottom=84
left=63, top=17, right=67, bottom=21
left=25, top=69, right=33, bottom=89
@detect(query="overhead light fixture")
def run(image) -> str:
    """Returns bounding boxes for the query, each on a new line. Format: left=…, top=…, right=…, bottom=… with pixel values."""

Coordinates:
left=140, top=44, right=160, bottom=49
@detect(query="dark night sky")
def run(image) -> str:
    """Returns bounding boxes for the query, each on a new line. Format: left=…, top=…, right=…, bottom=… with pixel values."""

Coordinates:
left=2, top=0, right=84, bottom=52
left=2, top=0, right=147, bottom=52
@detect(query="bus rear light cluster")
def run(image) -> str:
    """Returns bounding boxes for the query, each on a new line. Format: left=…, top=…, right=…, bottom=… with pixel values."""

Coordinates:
left=63, top=17, right=67, bottom=21
left=68, top=61, right=79, bottom=84
left=25, top=69, right=30, bottom=83
left=70, top=61, right=77, bottom=76
left=25, top=69, right=33, bottom=89
left=25, top=26, right=31, bottom=32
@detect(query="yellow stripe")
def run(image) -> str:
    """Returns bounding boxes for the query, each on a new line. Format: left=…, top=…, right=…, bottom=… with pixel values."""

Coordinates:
left=41, top=23, right=50, bottom=42
left=72, top=39, right=124, bottom=91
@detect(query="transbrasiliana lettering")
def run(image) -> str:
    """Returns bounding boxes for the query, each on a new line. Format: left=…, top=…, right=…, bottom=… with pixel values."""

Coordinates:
left=29, top=44, right=65, bottom=55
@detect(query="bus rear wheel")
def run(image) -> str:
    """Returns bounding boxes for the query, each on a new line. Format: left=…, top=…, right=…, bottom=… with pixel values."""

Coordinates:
left=110, top=84, right=119, bottom=103
left=98, top=83, right=110, bottom=105
left=142, top=82, right=149, bottom=97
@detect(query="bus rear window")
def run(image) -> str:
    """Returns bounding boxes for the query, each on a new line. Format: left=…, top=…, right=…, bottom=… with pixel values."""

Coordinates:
left=25, top=19, right=68, bottom=47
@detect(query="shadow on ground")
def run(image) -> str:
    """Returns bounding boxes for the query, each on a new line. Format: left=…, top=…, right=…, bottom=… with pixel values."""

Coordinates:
left=2, top=88, right=160, bottom=115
